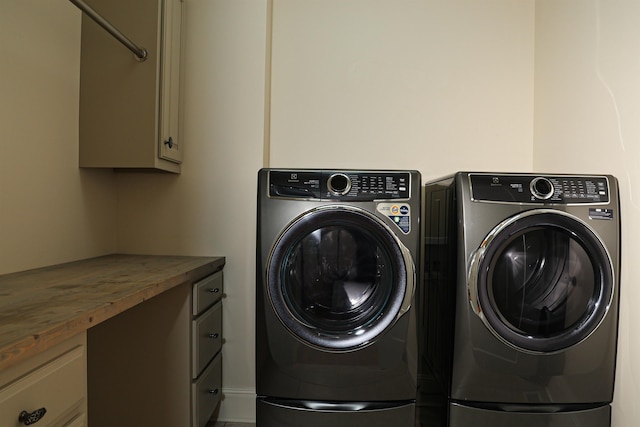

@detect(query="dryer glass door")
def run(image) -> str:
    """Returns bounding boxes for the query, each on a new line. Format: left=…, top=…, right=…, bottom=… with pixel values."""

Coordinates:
left=267, top=206, right=413, bottom=351
left=470, top=211, right=614, bottom=353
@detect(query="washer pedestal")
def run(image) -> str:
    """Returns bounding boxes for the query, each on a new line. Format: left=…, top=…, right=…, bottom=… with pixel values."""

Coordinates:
left=257, top=399, right=415, bottom=427
left=449, top=402, right=610, bottom=427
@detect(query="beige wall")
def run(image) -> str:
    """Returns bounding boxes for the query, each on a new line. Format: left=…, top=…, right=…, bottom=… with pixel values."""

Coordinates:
left=2, top=0, right=534, bottom=423
left=269, top=0, right=535, bottom=176
left=116, top=1, right=534, bottom=421
left=0, top=0, right=116, bottom=275
left=115, top=0, right=269, bottom=421
left=534, top=1, right=640, bottom=425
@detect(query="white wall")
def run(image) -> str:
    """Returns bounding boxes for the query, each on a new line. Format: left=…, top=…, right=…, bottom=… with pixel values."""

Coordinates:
left=269, top=0, right=535, bottom=177
left=534, top=1, right=640, bottom=425
left=0, top=0, right=116, bottom=275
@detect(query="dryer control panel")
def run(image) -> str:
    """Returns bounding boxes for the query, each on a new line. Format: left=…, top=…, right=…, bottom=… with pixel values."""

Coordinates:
left=268, top=170, right=412, bottom=200
left=470, top=174, right=610, bottom=204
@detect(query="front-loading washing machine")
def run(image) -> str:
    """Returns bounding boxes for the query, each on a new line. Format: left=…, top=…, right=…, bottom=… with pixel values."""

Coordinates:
left=256, top=169, right=421, bottom=427
left=422, top=172, right=620, bottom=427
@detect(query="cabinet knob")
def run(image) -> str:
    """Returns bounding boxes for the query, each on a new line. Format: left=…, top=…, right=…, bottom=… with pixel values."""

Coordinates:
left=164, top=136, right=174, bottom=149
left=207, top=288, right=220, bottom=294
left=18, top=408, right=47, bottom=425
left=208, top=333, right=219, bottom=339
left=208, top=389, right=219, bottom=395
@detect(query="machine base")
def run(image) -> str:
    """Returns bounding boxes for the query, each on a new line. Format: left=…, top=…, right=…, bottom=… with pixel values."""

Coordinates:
left=449, top=402, right=610, bottom=427
left=256, top=398, right=415, bottom=427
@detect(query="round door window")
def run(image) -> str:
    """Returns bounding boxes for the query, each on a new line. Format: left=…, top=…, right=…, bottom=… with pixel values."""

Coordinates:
left=267, top=206, right=413, bottom=351
left=470, top=210, right=614, bottom=353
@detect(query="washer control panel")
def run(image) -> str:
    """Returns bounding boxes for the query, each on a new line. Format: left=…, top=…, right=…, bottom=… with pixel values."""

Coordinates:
left=470, top=174, right=610, bottom=204
left=269, top=170, right=412, bottom=200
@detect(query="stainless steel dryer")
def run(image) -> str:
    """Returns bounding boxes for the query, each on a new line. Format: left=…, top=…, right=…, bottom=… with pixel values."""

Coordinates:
left=256, top=169, right=421, bottom=427
left=422, top=172, right=620, bottom=427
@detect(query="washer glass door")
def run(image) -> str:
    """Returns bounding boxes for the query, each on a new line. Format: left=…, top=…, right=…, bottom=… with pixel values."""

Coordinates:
left=267, top=205, right=413, bottom=351
left=470, top=210, right=614, bottom=353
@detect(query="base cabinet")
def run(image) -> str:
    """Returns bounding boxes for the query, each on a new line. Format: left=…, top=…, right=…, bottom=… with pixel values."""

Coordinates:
left=191, top=271, right=224, bottom=427
left=87, top=268, right=223, bottom=427
left=0, top=333, right=87, bottom=427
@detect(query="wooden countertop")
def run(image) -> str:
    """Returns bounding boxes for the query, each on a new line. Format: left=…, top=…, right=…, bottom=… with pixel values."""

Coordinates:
left=0, top=254, right=225, bottom=371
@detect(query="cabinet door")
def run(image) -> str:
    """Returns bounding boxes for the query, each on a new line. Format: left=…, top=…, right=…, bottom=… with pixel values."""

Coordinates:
left=159, top=0, right=184, bottom=164
left=79, top=0, right=182, bottom=172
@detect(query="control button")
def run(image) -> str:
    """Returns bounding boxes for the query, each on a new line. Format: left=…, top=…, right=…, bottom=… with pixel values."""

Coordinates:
left=530, top=177, right=554, bottom=200
left=327, top=173, right=352, bottom=196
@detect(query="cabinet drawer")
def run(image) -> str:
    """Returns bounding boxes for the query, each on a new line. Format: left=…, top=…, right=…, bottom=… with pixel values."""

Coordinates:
left=191, top=353, right=221, bottom=427
left=192, top=301, right=222, bottom=379
left=192, top=271, right=223, bottom=316
left=0, top=346, right=85, bottom=427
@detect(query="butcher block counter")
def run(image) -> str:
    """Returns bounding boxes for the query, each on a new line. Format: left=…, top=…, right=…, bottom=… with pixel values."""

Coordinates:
left=0, top=254, right=224, bottom=371
left=0, top=254, right=225, bottom=427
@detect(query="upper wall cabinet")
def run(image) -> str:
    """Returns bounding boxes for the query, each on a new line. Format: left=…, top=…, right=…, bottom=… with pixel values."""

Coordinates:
left=79, top=0, right=184, bottom=173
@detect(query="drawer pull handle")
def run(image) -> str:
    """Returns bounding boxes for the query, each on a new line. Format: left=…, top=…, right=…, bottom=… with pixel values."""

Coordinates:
left=208, top=333, right=219, bottom=339
left=208, top=388, right=219, bottom=395
left=19, top=408, right=47, bottom=425
left=207, top=288, right=220, bottom=294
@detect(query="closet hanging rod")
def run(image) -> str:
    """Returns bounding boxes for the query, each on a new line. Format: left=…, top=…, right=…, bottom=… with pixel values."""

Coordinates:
left=69, top=0, right=148, bottom=61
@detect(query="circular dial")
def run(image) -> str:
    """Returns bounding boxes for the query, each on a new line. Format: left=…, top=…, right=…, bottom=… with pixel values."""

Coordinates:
left=530, top=177, right=554, bottom=200
left=327, top=173, right=352, bottom=196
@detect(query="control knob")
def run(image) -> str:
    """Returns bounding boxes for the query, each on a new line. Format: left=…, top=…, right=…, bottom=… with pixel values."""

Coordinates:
left=327, top=173, right=352, bottom=196
left=530, top=177, right=554, bottom=200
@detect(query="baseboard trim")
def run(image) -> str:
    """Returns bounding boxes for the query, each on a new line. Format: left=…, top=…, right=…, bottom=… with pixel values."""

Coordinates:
left=217, top=387, right=256, bottom=422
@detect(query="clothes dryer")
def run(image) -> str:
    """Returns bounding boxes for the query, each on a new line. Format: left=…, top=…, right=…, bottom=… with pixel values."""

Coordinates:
left=422, top=172, right=620, bottom=427
left=256, top=169, right=421, bottom=427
